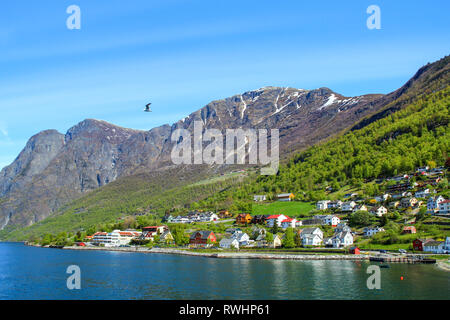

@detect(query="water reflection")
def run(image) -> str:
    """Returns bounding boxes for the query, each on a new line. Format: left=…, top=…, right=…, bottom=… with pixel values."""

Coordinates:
left=0, top=243, right=448, bottom=300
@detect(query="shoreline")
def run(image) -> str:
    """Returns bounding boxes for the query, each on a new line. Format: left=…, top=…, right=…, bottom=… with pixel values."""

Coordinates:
left=436, top=260, right=450, bottom=272
left=23, top=243, right=447, bottom=264
left=27, top=243, right=372, bottom=261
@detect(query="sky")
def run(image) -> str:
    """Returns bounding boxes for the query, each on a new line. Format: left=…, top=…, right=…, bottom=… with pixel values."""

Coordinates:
left=0, top=0, right=449, bottom=170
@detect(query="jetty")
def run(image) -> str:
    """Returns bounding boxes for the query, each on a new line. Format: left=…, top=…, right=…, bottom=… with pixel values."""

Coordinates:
left=370, top=255, right=436, bottom=264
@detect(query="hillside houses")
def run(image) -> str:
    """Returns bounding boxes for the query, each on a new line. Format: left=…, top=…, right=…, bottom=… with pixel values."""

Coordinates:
left=277, top=193, right=295, bottom=202
left=219, top=237, right=239, bottom=249
left=281, top=217, right=297, bottom=229
left=415, top=189, right=434, bottom=199
left=267, top=214, right=289, bottom=227
left=364, top=227, right=385, bottom=237
left=327, top=200, right=343, bottom=209
left=170, top=212, right=219, bottom=224
left=341, top=201, right=357, bottom=212
left=400, top=197, right=418, bottom=209
left=369, top=206, right=388, bottom=217
left=300, top=227, right=323, bottom=246
left=427, top=196, right=445, bottom=214
left=140, top=226, right=168, bottom=240
left=313, top=215, right=340, bottom=227
left=236, top=213, right=252, bottom=225
left=253, top=195, right=267, bottom=202
left=256, top=233, right=282, bottom=248
left=331, top=231, right=353, bottom=248
left=353, top=204, right=368, bottom=213
left=189, top=231, right=217, bottom=247
left=438, top=199, right=450, bottom=215
left=316, top=200, right=331, bottom=210
left=231, top=231, right=251, bottom=246
left=93, top=230, right=142, bottom=247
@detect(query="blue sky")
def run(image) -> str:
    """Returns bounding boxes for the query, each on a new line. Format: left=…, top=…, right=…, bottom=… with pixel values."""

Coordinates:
left=0, top=0, right=449, bottom=169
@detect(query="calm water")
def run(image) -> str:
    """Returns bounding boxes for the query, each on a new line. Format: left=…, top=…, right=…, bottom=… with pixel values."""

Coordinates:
left=0, top=242, right=448, bottom=300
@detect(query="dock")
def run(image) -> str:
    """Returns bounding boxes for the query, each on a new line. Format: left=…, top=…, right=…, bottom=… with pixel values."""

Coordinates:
left=370, top=256, right=436, bottom=264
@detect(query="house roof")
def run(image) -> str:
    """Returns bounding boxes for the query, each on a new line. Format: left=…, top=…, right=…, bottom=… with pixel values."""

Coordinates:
left=267, top=214, right=289, bottom=219
left=278, top=193, right=293, bottom=197
left=301, top=227, right=321, bottom=235
left=190, top=230, right=214, bottom=240
left=439, top=200, right=450, bottom=204
left=424, top=241, right=444, bottom=246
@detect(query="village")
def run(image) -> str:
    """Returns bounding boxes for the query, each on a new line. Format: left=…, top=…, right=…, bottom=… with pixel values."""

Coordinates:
left=53, top=165, right=449, bottom=261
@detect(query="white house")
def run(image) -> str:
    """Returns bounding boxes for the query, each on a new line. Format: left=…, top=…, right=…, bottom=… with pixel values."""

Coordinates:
left=392, top=192, right=411, bottom=199
left=341, top=201, right=356, bottom=212
left=415, top=189, right=432, bottom=199
left=327, top=200, right=343, bottom=209
left=335, top=223, right=352, bottom=234
left=364, top=227, right=385, bottom=237
left=313, top=215, right=340, bottom=226
left=369, top=206, right=388, bottom=217
left=266, top=214, right=289, bottom=227
left=353, top=204, right=368, bottom=213
left=438, top=200, right=450, bottom=215
left=281, top=217, right=297, bottom=229
left=445, top=237, right=450, bottom=252
left=316, top=200, right=331, bottom=210
left=232, top=232, right=250, bottom=246
left=331, top=231, right=353, bottom=248
left=423, top=240, right=445, bottom=254
left=219, top=238, right=240, bottom=249
left=295, top=220, right=303, bottom=227
left=300, top=227, right=323, bottom=246
left=427, top=196, right=445, bottom=214
left=253, top=195, right=267, bottom=202
left=374, top=194, right=391, bottom=202
left=92, top=230, right=141, bottom=247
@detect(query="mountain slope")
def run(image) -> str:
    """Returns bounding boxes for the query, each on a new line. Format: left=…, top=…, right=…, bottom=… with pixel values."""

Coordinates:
left=1, top=55, right=449, bottom=233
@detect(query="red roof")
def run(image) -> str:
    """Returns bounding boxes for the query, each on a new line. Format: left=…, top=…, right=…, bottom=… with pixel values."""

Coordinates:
left=267, top=214, right=290, bottom=219
left=439, top=200, right=450, bottom=204
left=282, top=218, right=294, bottom=223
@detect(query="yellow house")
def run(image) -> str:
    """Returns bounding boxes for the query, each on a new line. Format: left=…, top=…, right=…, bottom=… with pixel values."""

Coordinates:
left=277, top=193, right=295, bottom=202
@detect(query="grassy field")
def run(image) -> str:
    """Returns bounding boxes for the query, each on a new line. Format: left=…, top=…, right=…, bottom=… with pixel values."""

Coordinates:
left=252, top=201, right=315, bottom=217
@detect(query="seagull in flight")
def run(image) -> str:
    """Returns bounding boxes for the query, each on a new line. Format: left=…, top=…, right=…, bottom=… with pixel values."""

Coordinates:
left=144, top=103, right=152, bottom=112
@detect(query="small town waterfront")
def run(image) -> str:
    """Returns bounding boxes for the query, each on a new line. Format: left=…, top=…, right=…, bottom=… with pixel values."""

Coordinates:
left=0, top=243, right=448, bottom=300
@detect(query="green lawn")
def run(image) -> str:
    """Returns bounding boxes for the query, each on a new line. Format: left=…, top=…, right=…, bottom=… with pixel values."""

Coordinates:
left=252, top=201, right=314, bottom=217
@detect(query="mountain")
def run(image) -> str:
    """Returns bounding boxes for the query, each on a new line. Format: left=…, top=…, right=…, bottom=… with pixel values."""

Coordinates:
left=1, top=55, right=449, bottom=234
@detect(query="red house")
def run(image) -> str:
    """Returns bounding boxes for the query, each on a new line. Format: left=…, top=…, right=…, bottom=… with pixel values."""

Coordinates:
left=413, top=238, right=433, bottom=251
left=402, top=226, right=416, bottom=234
left=349, top=247, right=360, bottom=255
left=189, top=231, right=217, bottom=247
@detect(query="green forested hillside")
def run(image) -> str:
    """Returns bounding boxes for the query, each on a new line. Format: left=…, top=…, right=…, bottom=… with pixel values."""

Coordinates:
left=198, top=87, right=450, bottom=208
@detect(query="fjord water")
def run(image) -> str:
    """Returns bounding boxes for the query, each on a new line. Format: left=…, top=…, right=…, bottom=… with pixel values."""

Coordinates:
left=0, top=243, right=448, bottom=300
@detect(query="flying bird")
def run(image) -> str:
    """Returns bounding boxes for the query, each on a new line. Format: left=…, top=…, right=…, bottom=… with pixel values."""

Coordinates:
left=144, top=103, right=152, bottom=112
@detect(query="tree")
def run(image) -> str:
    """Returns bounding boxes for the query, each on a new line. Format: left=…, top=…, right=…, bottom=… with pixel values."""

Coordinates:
left=349, top=211, right=371, bottom=227
left=265, top=232, right=274, bottom=243
left=283, top=227, right=295, bottom=248
left=294, top=231, right=302, bottom=247
left=271, top=223, right=279, bottom=235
